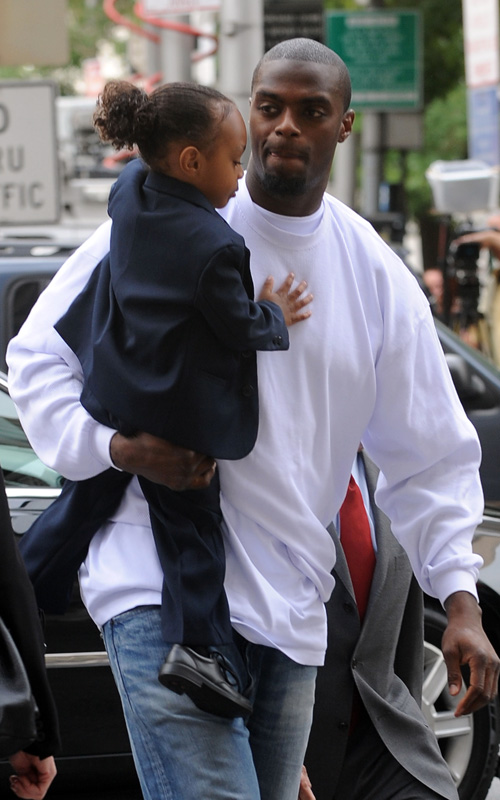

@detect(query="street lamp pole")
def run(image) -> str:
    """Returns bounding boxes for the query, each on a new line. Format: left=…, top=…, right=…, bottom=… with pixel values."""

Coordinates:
left=359, top=0, right=384, bottom=219
left=218, top=0, right=264, bottom=163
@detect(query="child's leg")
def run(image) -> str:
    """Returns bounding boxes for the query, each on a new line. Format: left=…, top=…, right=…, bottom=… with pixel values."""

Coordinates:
left=140, top=474, right=230, bottom=644
left=138, top=474, right=252, bottom=719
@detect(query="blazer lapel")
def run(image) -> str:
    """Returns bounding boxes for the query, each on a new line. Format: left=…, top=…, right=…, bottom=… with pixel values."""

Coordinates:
left=329, top=454, right=394, bottom=617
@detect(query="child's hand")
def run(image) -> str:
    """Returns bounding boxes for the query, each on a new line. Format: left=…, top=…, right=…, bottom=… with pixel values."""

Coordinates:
left=259, top=273, right=313, bottom=326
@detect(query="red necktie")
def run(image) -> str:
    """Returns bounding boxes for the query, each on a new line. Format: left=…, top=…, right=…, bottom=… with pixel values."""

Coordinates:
left=339, top=476, right=376, bottom=621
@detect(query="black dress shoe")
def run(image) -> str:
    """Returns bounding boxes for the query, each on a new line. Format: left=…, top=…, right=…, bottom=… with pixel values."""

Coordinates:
left=158, top=644, right=253, bottom=719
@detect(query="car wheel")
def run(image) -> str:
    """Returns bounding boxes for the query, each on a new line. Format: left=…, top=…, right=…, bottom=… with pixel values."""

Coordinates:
left=423, top=606, right=500, bottom=800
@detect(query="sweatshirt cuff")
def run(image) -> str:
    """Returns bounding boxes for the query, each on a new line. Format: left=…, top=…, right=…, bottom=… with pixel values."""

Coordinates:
left=88, top=421, right=120, bottom=470
left=436, top=570, right=480, bottom=607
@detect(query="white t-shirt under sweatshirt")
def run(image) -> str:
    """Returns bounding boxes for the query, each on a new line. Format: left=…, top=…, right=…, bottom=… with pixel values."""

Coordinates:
left=6, top=176, right=483, bottom=666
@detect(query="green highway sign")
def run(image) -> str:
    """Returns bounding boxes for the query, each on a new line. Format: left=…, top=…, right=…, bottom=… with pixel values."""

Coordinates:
left=326, top=10, right=422, bottom=111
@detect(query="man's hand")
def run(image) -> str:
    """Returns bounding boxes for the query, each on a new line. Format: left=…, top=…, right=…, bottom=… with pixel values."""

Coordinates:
left=442, top=591, right=500, bottom=716
left=110, top=432, right=216, bottom=491
left=298, top=766, right=316, bottom=800
left=9, top=752, right=56, bottom=799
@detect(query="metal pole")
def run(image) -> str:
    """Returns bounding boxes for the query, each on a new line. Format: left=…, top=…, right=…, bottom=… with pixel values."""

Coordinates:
left=218, top=0, right=264, bottom=160
left=360, top=112, right=383, bottom=217
left=359, top=0, right=384, bottom=219
left=159, top=14, right=194, bottom=82
left=330, top=132, right=357, bottom=208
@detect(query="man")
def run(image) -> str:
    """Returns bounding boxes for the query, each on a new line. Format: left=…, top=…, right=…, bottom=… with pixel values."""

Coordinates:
left=302, top=451, right=460, bottom=799
left=6, top=39, right=499, bottom=800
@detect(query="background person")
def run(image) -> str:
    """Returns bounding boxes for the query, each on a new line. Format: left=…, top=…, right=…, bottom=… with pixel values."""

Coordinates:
left=6, top=39, right=499, bottom=800
left=0, top=469, right=60, bottom=799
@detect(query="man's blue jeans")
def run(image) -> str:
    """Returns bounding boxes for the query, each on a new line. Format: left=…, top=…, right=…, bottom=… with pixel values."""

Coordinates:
left=102, top=605, right=317, bottom=800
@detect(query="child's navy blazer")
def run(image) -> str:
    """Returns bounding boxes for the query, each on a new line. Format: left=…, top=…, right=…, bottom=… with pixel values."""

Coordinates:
left=56, top=160, right=289, bottom=460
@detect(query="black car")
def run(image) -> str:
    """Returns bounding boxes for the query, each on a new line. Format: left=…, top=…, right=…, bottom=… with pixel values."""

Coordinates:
left=1, top=318, right=500, bottom=798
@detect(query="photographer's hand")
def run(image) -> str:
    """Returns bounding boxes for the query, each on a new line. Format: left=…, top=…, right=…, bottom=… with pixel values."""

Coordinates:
left=454, top=229, right=500, bottom=260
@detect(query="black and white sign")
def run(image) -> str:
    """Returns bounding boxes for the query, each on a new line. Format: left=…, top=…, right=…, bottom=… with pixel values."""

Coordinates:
left=0, top=81, right=60, bottom=225
left=264, top=1, right=324, bottom=52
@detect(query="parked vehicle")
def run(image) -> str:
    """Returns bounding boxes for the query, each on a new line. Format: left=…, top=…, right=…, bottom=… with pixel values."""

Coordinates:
left=0, top=240, right=74, bottom=372
left=0, top=316, right=500, bottom=797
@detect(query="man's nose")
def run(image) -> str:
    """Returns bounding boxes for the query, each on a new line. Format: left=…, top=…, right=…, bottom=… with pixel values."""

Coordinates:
left=275, top=108, right=300, bottom=136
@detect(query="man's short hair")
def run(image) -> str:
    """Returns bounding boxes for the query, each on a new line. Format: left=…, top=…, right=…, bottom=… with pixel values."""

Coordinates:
left=251, top=37, right=352, bottom=112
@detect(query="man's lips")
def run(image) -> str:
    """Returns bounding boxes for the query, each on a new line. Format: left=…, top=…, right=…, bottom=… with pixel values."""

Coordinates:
left=265, top=147, right=307, bottom=162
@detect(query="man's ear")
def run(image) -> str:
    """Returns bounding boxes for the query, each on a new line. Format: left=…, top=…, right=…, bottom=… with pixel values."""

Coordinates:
left=338, top=110, right=355, bottom=143
left=179, top=145, right=201, bottom=177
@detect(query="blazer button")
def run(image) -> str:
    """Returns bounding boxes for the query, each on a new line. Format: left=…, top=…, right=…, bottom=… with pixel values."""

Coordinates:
left=272, top=335, right=283, bottom=346
left=343, top=601, right=355, bottom=613
left=338, top=721, right=349, bottom=731
left=241, top=350, right=252, bottom=358
left=242, top=384, right=254, bottom=397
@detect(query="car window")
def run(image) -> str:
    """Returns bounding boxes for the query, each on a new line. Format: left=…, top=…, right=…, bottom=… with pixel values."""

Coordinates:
left=0, top=385, right=62, bottom=488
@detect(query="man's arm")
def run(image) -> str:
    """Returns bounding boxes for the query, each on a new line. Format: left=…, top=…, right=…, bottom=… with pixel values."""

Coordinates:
left=356, top=262, right=499, bottom=710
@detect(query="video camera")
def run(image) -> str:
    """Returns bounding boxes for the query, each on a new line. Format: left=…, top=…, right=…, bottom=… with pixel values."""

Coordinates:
left=425, top=160, right=499, bottom=331
left=445, top=223, right=481, bottom=323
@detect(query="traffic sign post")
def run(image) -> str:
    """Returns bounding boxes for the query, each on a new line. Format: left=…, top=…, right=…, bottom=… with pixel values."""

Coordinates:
left=326, top=10, right=422, bottom=111
left=0, top=82, right=60, bottom=226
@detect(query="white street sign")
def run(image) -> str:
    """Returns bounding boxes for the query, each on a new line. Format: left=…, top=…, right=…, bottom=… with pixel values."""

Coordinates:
left=0, top=82, right=60, bottom=225
left=462, top=0, right=499, bottom=88
left=143, top=0, right=220, bottom=13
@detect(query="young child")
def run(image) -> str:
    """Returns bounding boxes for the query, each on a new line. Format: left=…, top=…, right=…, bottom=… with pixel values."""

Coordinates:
left=53, top=81, right=313, bottom=719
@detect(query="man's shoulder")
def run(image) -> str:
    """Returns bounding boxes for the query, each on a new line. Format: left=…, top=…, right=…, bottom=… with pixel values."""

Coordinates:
left=322, top=190, right=382, bottom=239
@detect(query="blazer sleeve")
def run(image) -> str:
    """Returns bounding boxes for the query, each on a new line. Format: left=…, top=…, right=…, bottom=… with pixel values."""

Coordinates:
left=195, top=243, right=290, bottom=352
left=0, top=471, right=61, bottom=758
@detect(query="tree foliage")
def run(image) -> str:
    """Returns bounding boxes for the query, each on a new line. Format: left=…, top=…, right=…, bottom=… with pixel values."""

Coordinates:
left=66, top=0, right=135, bottom=67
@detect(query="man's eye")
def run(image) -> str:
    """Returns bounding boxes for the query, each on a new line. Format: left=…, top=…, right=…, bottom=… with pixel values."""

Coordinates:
left=306, top=108, right=326, bottom=118
left=234, top=161, right=242, bottom=166
left=258, top=104, right=277, bottom=114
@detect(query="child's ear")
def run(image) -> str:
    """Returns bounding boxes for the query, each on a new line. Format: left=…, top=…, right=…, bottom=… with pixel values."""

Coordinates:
left=179, top=145, right=201, bottom=177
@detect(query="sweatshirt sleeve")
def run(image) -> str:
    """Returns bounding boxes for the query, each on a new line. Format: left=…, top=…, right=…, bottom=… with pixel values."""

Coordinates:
left=195, top=244, right=290, bottom=352
left=363, top=303, right=484, bottom=605
left=6, top=222, right=117, bottom=480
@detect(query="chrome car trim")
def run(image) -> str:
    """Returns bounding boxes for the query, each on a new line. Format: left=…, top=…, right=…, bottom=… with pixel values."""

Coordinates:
left=45, top=651, right=110, bottom=668
left=477, top=511, right=500, bottom=536
left=7, top=487, right=61, bottom=500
